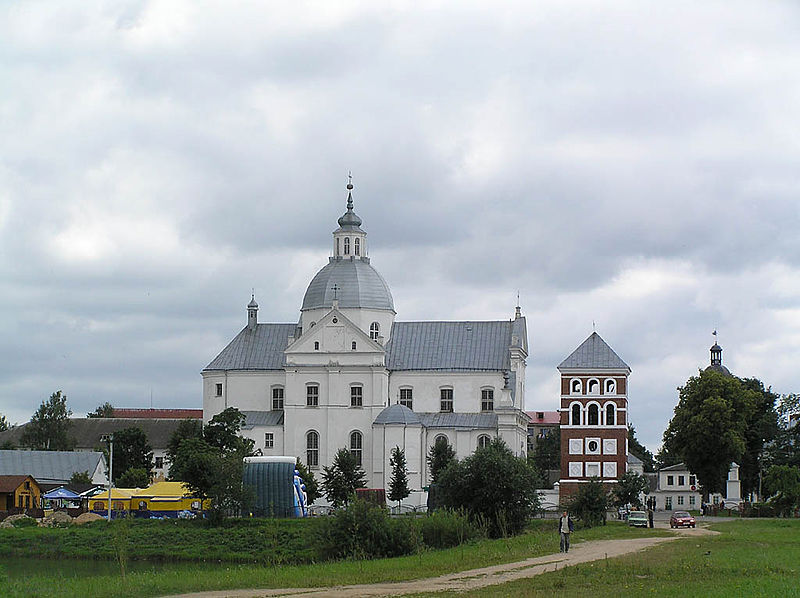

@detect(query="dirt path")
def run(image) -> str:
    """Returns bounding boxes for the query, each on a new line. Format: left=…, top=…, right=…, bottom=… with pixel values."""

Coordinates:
left=166, top=525, right=717, bottom=598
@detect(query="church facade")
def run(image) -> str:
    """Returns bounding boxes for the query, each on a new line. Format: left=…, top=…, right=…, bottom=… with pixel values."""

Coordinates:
left=202, top=184, right=530, bottom=505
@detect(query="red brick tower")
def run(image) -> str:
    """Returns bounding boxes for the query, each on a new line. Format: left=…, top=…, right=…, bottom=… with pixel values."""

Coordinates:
left=557, top=332, right=630, bottom=503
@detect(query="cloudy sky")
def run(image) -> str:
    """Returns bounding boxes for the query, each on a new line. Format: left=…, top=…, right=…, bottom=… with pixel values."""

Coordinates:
left=2, top=1, right=799, bottom=452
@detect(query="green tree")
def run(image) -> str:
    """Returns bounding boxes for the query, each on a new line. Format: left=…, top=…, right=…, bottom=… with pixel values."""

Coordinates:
left=321, top=448, right=367, bottom=508
left=166, top=419, right=203, bottom=480
left=20, top=390, right=74, bottom=450
left=612, top=471, right=649, bottom=509
left=661, top=370, right=759, bottom=498
left=117, top=467, right=150, bottom=488
left=295, top=458, right=320, bottom=505
left=738, top=378, right=780, bottom=496
left=627, top=424, right=657, bottom=473
left=70, top=470, right=92, bottom=484
left=427, top=436, right=456, bottom=484
left=567, top=478, right=609, bottom=528
left=436, top=438, right=540, bottom=537
left=766, top=394, right=800, bottom=470
left=110, top=427, right=154, bottom=485
left=763, top=464, right=800, bottom=517
left=87, top=402, right=115, bottom=418
left=528, top=428, right=560, bottom=488
left=388, top=446, right=411, bottom=509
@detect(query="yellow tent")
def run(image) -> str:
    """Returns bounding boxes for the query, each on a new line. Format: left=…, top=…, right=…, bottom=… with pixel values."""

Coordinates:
left=131, top=481, right=209, bottom=516
left=89, top=488, right=135, bottom=513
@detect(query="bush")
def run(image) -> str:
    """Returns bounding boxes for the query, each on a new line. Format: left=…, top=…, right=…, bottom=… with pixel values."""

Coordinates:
left=742, top=502, right=777, bottom=518
left=314, top=499, right=419, bottom=560
left=567, top=478, right=609, bottom=528
left=419, top=509, right=486, bottom=549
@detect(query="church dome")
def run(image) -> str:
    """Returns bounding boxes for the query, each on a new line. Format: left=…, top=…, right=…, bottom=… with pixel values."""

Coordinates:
left=301, top=257, right=395, bottom=312
left=373, top=404, right=421, bottom=425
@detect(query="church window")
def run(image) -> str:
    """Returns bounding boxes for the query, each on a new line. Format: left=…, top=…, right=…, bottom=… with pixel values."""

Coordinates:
left=477, top=434, right=491, bottom=449
left=571, top=379, right=582, bottom=394
left=588, top=379, right=599, bottom=394
left=314, top=341, right=319, bottom=351
left=434, top=434, right=449, bottom=448
left=588, top=404, right=599, bottom=426
left=571, top=404, right=581, bottom=425
left=481, top=389, right=494, bottom=411
left=440, top=388, right=453, bottom=413
left=307, top=385, right=319, bottom=407
left=350, top=386, right=363, bottom=407
left=370, top=322, right=380, bottom=340
left=344, top=237, right=350, bottom=254
left=352, top=341, right=357, bottom=350
left=336, top=238, right=340, bottom=256
left=272, top=387, right=284, bottom=410
left=399, top=388, right=413, bottom=409
left=605, top=403, right=615, bottom=425
left=605, top=379, right=616, bottom=394
left=306, top=431, right=319, bottom=468
left=264, top=433, right=274, bottom=448
left=215, top=383, right=223, bottom=397
left=350, top=431, right=363, bottom=466
left=354, top=238, right=360, bottom=256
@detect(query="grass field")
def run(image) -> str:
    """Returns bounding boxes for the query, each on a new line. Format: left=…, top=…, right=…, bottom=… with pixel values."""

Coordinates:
left=408, top=519, right=800, bottom=598
left=0, top=520, right=663, bottom=598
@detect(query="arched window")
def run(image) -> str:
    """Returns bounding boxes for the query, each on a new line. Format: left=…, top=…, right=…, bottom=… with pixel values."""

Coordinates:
left=588, top=404, right=599, bottom=426
left=571, top=379, right=582, bottom=394
left=344, top=237, right=350, bottom=255
left=370, top=322, right=380, bottom=340
left=571, top=403, right=581, bottom=425
left=336, top=238, right=340, bottom=256
left=477, top=434, right=491, bottom=449
left=351, top=341, right=357, bottom=350
left=605, top=379, right=616, bottom=394
left=314, top=341, right=319, bottom=351
left=306, top=431, right=319, bottom=467
left=606, top=403, right=616, bottom=426
left=350, top=431, right=363, bottom=465
left=434, top=434, right=449, bottom=447
left=354, top=238, right=360, bottom=256
left=587, top=379, right=599, bottom=394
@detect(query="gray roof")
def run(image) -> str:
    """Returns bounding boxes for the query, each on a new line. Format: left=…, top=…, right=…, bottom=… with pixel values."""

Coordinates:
left=558, top=332, right=630, bottom=371
left=627, top=453, right=643, bottom=464
left=0, top=450, right=105, bottom=484
left=418, top=412, right=498, bottom=429
left=373, top=404, right=421, bottom=425
left=386, top=320, right=522, bottom=371
left=659, top=462, right=689, bottom=472
left=241, top=411, right=284, bottom=428
left=301, top=258, right=394, bottom=311
left=204, top=323, right=297, bottom=371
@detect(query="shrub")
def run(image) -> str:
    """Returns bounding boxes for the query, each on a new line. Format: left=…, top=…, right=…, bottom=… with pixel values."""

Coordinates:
left=567, top=478, right=609, bottom=528
left=419, top=509, right=486, bottom=549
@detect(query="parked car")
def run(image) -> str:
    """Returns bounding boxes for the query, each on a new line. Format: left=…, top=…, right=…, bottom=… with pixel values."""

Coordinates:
left=628, top=510, right=648, bottom=527
left=670, top=511, right=696, bottom=528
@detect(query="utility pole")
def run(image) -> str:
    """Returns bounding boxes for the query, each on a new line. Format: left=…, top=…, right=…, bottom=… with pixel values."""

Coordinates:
left=101, top=434, right=114, bottom=522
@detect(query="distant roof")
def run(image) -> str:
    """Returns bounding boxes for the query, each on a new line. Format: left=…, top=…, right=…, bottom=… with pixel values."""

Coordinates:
left=373, top=404, right=422, bottom=426
left=112, top=409, right=202, bottom=419
left=627, top=453, right=643, bottom=464
left=525, top=411, right=560, bottom=425
left=204, top=323, right=297, bottom=371
left=659, top=462, right=689, bottom=472
left=386, top=319, right=524, bottom=371
left=0, top=475, right=34, bottom=493
left=558, top=332, right=630, bottom=371
left=241, top=411, right=284, bottom=428
left=418, top=412, right=498, bottom=429
left=0, top=450, right=104, bottom=484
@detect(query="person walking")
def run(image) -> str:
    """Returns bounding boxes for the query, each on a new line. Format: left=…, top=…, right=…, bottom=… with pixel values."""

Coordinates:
left=559, top=510, right=574, bottom=553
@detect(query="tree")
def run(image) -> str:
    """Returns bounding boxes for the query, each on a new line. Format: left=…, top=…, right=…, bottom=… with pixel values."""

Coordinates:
left=70, top=470, right=92, bottom=484
left=528, top=428, right=560, bottom=488
left=612, top=471, right=649, bottom=509
left=117, top=467, right=150, bottom=488
left=436, top=438, right=540, bottom=537
left=20, top=390, right=74, bottom=450
left=737, top=378, right=780, bottom=496
left=763, top=464, right=800, bottom=517
left=661, top=370, right=759, bottom=498
left=767, top=394, right=800, bottom=470
left=87, top=402, right=115, bottom=418
left=427, top=437, right=456, bottom=484
left=321, top=448, right=367, bottom=508
left=567, top=478, right=609, bottom=528
left=388, top=446, right=411, bottom=509
left=166, top=419, right=203, bottom=480
left=627, top=425, right=656, bottom=473
left=295, top=458, right=320, bottom=505
left=110, top=427, right=154, bottom=485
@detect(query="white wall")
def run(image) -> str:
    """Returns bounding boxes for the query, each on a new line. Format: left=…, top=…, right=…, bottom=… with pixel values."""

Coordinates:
left=388, top=371, right=505, bottom=413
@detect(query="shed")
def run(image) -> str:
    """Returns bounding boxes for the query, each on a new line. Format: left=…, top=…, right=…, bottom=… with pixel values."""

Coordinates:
left=0, top=475, right=42, bottom=511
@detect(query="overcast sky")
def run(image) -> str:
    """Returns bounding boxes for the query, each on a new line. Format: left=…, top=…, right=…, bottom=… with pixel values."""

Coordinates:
left=2, top=1, right=799, bottom=452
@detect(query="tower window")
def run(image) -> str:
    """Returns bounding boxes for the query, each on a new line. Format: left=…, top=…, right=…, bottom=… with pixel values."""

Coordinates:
left=440, top=388, right=453, bottom=413
left=336, top=237, right=340, bottom=256
left=571, top=403, right=581, bottom=425
left=605, top=379, right=616, bottom=394
left=307, top=385, right=319, bottom=407
left=306, top=431, right=319, bottom=468
left=606, top=403, right=615, bottom=425
left=588, top=379, right=599, bottom=394
left=215, top=383, right=223, bottom=397
left=314, top=341, right=319, bottom=351
left=272, top=387, right=284, bottom=410
left=399, top=388, right=413, bottom=410
left=370, top=322, right=380, bottom=340
left=588, top=404, right=599, bottom=426
left=481, top=389, right=494, bottom=411
left=571, top=379, right=582, bottom=394
left=344, top=237, right=350, bottom=254
left=350, top=431, right=363, bottom=466
left=350, top=386, right=363, bottom=407
left=354, top=238, right=360, bottom=256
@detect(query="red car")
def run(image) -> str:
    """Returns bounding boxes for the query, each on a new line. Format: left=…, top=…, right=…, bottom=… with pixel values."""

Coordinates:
left=670, top=511, right=696, bottom=528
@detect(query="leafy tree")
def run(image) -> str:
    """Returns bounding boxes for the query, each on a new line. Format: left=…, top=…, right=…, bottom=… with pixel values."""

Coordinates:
left=166, top=419, right=203, bottom=480
left=427, top=436, right=456, bottom=483
left=567, top=478, right=609, bottom=528
left=767, top=394, right=800, bottom=470
left=70, top=470, right=92, bottom=484
left=627, top=424, right=656, bottom=473
left=436, top=438, right=539, bottom=537
left=0, top=414, right=9, bottom=432
left=117, top=467, right=150, bottom=488
left=321, top=448, right=367, bottom=508
left=203, top=407, right=251, bottom=453
left=20, top=390, right=74, bottom=450
left=528, top=428, right=560, bottom=487
left=295, top=458, right=320, bottom=505
left=388, top=446, right=411, bottom=508
left=737, top=378, right=780, bottom=496
left=763, top=464, right=800, bottom=517
left=612, top=471, right=649, bottom=508
left=110, top=427, right=154, bottom=485
left=87, top=402, right=115, bottom=418
left=661, top=370, right=759, bottom=498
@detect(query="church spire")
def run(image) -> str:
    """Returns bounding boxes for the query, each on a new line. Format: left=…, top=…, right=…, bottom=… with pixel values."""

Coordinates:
left=333, top=175, right=367, bottom=259
left=247, top=293, right=258, bottom=331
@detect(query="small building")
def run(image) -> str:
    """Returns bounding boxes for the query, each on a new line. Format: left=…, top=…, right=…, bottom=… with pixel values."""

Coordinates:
left=0, top=475, right=42, bottom=511
left=651, top=463, right=702, bottom=511
left=0, top=449, right=107, bottom=485
left=526, top=410, right=560, bottom=453
left=130, top=481, right=207, bottom=517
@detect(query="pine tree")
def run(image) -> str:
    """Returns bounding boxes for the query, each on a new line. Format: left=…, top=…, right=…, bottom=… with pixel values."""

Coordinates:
left=388, top=446, right=411, bottom=510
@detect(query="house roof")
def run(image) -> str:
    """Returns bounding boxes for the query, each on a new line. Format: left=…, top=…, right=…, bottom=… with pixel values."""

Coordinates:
left=558, top=332, right=630, bottom=371
left=525, top=411, right=560, bottom=425
left=418, top=412, right=498, bottom=429
left=241, top=411, right=284, bottom=428
left=0, top=475, right=34, bottom=493
left=659, top=462, right=690, bottom=472
left=204, top=323, right=297, bottom=371
left=112, top=409, right=202, bottom=419
left=0, top=450, right=105, bottom=484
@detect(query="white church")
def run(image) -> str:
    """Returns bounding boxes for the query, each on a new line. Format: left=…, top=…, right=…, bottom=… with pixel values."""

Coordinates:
left=202, top=182, right=530, bottom=505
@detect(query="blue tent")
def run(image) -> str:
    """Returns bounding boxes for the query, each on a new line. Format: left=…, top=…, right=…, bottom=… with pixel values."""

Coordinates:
left=43, top=487, right=81, bottom=500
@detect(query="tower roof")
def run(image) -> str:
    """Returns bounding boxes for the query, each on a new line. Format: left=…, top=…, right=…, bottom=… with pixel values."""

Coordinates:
left=336, top=179, right=363, bottom=231
left=301, top=258, right=394, bottom=311
left=558, top=332, right=630, bottom=371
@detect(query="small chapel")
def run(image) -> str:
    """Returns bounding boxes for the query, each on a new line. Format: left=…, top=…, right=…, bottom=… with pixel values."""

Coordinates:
left=202, top=182, right=530, bottom=506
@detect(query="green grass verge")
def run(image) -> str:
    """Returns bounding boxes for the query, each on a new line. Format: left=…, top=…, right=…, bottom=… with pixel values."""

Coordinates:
left=0, top=520, right=664, bottom=598
left=407, top=519, right=800, bottom=598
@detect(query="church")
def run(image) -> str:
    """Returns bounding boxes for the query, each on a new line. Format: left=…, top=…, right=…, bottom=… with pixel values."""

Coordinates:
left=202, top=182, right=530, bottom=506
